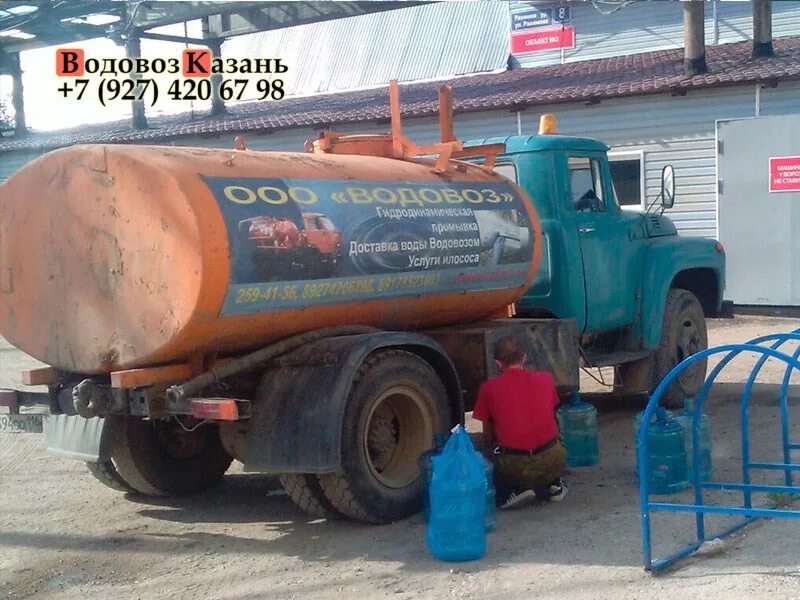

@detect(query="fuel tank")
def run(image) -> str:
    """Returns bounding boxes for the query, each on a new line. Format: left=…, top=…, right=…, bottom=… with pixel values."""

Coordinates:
left=0, top=144, right=541, bottom=374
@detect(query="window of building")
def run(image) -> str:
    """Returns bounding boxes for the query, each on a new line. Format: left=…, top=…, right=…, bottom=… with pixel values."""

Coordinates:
left=568, top=156, right=606, bottom=212
left=608, top=150, right=645, bottom=211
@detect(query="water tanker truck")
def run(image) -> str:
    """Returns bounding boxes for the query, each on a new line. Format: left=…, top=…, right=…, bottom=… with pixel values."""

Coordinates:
left=0, top=83, right=726, bottom=523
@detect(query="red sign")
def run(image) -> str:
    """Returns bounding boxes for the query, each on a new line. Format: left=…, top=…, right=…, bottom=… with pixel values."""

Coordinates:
left=511, top=26, right=575, bottom=55
left=770, top=156, right=800, bottom=192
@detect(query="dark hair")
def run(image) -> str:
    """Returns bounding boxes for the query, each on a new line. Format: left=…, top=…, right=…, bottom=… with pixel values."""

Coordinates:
left=494, top=336, right=526, bottom=366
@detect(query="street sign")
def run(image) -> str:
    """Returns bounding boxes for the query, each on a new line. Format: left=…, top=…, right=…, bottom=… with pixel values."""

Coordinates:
left=511, top=6, right=572, bottom=31
left=769, top=156, right=800, bottom=192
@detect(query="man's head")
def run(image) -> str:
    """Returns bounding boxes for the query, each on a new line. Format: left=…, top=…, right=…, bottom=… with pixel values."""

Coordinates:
left=493, top=336, right=526, bottom=370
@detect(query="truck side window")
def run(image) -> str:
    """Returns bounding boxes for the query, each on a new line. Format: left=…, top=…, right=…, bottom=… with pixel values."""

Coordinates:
left=568, top=157, right=606, bottom=212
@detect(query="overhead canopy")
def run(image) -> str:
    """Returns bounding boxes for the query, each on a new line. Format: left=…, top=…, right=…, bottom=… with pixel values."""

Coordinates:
left=0, top=1, right=421, bottom=55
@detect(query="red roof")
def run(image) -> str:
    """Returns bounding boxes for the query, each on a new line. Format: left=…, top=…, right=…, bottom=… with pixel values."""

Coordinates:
left=2, top=36, right=799, bottom=153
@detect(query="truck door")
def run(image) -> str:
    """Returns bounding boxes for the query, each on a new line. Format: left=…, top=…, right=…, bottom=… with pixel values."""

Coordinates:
left=566, top=154, right=645, bottom=332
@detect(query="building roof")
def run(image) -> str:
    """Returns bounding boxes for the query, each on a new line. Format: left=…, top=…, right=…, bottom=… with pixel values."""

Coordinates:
left=2, top=36, right=800, bottom=154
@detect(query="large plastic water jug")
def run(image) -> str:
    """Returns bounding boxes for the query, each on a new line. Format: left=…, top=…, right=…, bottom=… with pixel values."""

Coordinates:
left=635, top=408, right=689, bottom=495
left=427, top=426, right=486, bottom=561
left=477, top=453, right=496, bottom=532
left=674, top=398, right=713, bottom=482
left=557, top=392, right=599, bottom=467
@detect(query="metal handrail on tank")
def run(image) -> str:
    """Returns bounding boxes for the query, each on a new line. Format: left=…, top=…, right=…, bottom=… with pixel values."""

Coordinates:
left=639, top=330, right=800, bottom=572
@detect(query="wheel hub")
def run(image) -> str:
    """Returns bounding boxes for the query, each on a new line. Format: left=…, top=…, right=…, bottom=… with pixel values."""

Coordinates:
left=367, top=412, right=398, bottom=471
left=363, top=385, right=434, bottom=490
left=677, top=317, right=702, bottom=385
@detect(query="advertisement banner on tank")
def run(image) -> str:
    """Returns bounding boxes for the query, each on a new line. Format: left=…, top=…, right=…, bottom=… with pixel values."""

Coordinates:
left=769, top=156, right=800, bottom=192
left=203, top=177, right=535, bottom=315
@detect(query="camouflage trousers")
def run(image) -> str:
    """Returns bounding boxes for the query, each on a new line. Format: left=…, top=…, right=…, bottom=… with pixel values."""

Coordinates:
left=493, top=442, right=567, bottom=498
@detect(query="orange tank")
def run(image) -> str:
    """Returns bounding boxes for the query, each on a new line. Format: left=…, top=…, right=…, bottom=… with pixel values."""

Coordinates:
left=0, top=144, right=542, bottom=374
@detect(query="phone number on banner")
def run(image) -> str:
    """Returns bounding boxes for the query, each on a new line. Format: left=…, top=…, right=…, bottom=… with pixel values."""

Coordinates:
left=56, top=77, right=285, bottom=107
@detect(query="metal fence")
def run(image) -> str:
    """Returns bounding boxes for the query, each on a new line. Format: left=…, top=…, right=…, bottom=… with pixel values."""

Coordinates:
left=639, top=330, right=800, bottom=572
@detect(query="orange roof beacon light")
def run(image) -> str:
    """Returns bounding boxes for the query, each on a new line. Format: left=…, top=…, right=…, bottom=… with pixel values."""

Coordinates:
left=305, top=80, right=506, bottom=173
left=539, top=113, right=558, bottom=135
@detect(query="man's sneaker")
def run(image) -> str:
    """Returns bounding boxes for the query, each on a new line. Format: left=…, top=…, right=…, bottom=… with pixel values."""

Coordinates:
left=500, top=489, right=536, bottom=510
left=548, top=480, right=568, bottom=502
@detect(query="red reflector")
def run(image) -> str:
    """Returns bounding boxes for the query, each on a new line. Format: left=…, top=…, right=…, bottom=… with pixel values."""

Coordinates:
left=190, top=398, right=239, bottom=421
left=0, top=389, right=19, bottom=411
left=715, top=242, right=725, bottom=254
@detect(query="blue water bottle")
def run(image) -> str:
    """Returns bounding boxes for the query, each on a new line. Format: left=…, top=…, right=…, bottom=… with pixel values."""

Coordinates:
left=674, top=398, right=713, bottom=482
left=557, top=392, right=599, bottom=467
left=636, top=408, right=689, bottom=494
left=477, top=452, right=496, bottom=532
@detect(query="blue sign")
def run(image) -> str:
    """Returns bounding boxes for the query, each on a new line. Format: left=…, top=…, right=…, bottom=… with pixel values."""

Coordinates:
left=511, top=5, right=571, bottom=32
left=512, top=8, right=552, bottom=31
left=202, top=177, right=535, bottom=315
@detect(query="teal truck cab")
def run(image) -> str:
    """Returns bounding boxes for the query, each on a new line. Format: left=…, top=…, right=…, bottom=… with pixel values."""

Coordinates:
left=471, top=119, right=726, bottom=407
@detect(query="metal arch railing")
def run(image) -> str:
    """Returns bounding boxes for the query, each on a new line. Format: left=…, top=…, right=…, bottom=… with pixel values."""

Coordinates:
left=639, top=330, right=800, bottom=572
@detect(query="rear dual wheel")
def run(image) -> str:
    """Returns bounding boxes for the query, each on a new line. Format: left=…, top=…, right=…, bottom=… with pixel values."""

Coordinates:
left=317, top=350, right=451, bottom=524
left=95, top=417, right=233, bottom=496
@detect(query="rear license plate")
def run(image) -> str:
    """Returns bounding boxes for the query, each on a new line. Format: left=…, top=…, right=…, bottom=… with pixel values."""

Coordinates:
left=0, top=414, right=44, bottom=433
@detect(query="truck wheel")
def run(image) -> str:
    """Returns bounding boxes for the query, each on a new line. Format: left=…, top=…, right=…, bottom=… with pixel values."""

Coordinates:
left=653, top=288, right=708, bottom=408
left=318, top=350, right=451, bottom=524
left=110, top=417, right=233, bottom=496
left=279, top=474, right=342, bottom=519
left=85, top=460, right=136, bottom=493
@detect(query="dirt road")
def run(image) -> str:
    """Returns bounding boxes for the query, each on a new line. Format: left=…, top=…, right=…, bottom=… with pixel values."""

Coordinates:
left=2, top=316, right=800, bottom=599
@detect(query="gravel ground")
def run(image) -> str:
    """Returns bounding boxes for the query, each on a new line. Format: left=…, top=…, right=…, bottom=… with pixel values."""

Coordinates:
left=1, top=315, right=800, bottom=600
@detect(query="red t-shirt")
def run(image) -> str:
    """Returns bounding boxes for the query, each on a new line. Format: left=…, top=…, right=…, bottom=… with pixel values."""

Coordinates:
left=472, top=369, right=560, bottom=451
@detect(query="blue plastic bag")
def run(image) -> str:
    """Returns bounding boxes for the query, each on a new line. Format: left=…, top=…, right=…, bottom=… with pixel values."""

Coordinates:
left=426, top=425, right=487, bottom=561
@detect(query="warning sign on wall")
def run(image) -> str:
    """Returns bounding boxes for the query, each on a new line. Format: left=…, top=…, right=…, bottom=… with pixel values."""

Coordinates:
left=769, top=156, right=800, bottom=192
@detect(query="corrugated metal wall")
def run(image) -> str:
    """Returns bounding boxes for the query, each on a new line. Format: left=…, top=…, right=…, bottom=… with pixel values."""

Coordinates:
left=221, top=2, right=510, bottom=100
left=512, top=0, right=800, bottom=68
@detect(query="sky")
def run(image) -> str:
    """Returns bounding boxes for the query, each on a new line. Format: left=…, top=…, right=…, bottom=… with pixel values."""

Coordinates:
left=1, top=20, right=209, bottom=131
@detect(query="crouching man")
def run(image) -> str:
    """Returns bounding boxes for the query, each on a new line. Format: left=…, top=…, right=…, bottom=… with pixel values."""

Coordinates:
left=473, top=336, right=568, bottom=509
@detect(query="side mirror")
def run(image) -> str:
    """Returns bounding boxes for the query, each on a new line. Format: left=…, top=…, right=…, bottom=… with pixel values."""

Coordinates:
left=661, top=165, right=675, bottom=209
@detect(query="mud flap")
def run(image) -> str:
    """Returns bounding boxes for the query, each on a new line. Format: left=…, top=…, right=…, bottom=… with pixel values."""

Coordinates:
left=45, top=414, right=120, bottom=462
left=243, top=332, right=461, bottom=474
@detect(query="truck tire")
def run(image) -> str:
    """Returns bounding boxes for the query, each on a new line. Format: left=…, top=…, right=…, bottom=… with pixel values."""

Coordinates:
left=110, top=417, right=233, bottom=496
left=85, top=460, right=136, bottom=493
left=318, top=350, right=451, bottom=524
left=652, top=288, right=708, bottom=409
left=279, top=474, right=342, bottom=519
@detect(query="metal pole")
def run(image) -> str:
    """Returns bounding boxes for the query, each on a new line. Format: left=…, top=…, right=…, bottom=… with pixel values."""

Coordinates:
left=9, top=53, right=26, bottom=135
left=683, top=0, right=708, bottom=76
left=752, top=0, right=774, bottom=58
left=125, top=32, right=148, bottom=130
left=202, top=17, right=226, bottom=116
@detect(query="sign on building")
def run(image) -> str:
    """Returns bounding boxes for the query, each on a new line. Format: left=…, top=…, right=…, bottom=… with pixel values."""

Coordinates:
left=769, top=156, right=800, bottom=192
left=510, top=5, right=575, bottom=55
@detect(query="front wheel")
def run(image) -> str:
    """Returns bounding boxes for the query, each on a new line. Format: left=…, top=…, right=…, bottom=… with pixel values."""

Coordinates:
left=652, top=288, right=708, bottom=408
left=318, top=350, right=451, bottom=524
